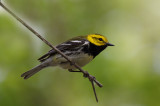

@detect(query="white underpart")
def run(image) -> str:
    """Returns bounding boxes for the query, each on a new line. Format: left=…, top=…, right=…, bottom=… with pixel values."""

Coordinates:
left=58, top=53, right=93, bottom=69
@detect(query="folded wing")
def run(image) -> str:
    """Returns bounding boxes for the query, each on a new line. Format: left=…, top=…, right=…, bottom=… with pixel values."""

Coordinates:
left=38, top=38, right=88, bottom=62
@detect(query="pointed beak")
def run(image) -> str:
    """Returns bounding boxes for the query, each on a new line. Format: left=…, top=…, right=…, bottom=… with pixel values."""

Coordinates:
left=106, top=43, right=114, bottom=46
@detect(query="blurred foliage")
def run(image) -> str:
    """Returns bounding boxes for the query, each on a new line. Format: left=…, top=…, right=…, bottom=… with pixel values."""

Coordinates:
left=0, top=0, right=160, bottom=106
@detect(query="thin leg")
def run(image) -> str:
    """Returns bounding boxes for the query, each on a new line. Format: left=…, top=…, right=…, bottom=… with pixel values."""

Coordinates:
left=68, top=69, right=81, bottom=72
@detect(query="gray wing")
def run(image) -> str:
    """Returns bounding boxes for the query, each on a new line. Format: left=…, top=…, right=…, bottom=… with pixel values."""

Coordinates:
left=38, top=39, right=88, bottom=62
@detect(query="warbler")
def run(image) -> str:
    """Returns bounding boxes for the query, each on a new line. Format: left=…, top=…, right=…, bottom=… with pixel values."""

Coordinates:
left=21, top=34, right=114, bottom=79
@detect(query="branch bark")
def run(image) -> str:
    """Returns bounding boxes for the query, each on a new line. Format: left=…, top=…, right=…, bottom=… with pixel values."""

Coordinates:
left=0, top=1, right=102, bottom=102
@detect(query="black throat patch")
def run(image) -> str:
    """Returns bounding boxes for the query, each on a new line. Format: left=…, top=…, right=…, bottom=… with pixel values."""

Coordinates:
left=82, top=42, right=107, bottom=58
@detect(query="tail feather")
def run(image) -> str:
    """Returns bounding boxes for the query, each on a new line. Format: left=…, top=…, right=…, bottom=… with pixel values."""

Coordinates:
left=21, top=64, right=46, bottom=79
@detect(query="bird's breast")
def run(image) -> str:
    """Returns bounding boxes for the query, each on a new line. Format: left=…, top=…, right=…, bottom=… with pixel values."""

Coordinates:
left=58, top=53, right=93, bottom=69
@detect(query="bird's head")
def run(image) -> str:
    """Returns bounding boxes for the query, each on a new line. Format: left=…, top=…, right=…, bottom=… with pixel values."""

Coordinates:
left=86, top=34, right=114, bottom=47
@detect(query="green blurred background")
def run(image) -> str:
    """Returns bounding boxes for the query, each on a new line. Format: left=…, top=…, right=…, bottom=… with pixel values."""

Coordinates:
left=0, top=0, right=160, bottom=106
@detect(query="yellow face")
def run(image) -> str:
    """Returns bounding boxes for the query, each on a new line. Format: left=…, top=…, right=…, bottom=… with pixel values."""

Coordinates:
left=87, top=34, right=109, bottom=46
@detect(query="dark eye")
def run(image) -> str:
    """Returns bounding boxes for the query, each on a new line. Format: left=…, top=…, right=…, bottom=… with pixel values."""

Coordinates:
left=98, top=38, right=103, bottom=41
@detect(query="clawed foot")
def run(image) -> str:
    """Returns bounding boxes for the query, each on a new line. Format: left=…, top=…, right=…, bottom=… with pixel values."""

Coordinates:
left=68, top=69, right=95, bottom=82
left=68, top=69, right=90, bottom=78
left=83, top=71, right=95, bottom=81
left=83, top=71, right=89, bottom=77
left=88, top=75, right=95, bottom=82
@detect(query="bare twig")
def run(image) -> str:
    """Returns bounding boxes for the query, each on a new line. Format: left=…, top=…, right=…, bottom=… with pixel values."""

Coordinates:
left=0, top=1, right=102, bottom=102
left=91, top=80, right=98, bottom=102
